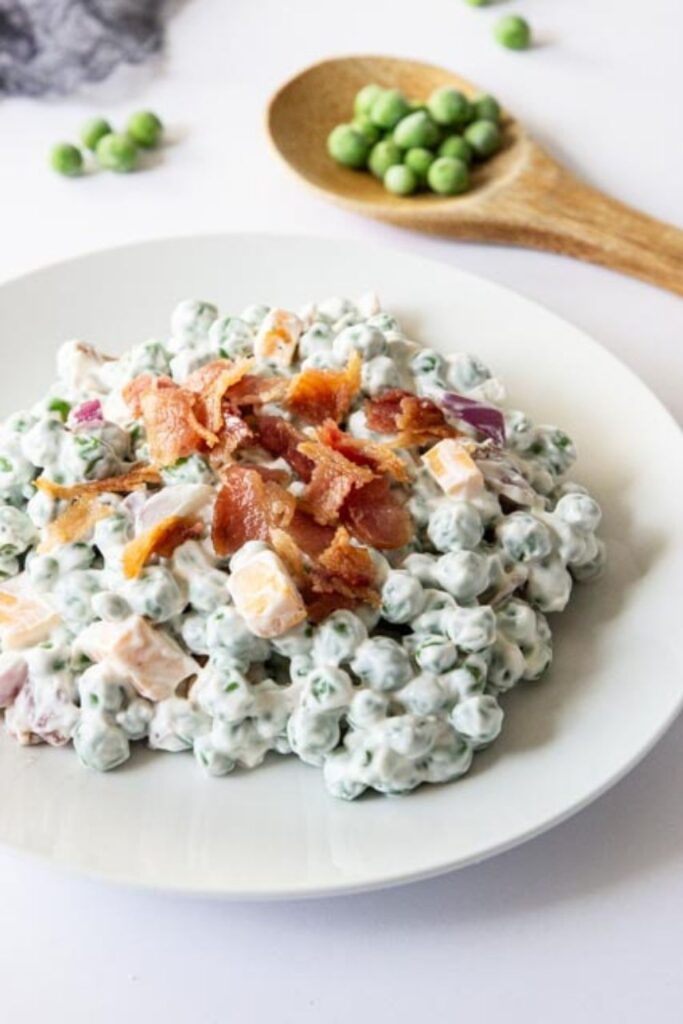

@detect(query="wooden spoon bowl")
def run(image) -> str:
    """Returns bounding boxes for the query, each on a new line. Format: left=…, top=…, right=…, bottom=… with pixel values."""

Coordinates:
left=268, top=55, right=683, bottom=295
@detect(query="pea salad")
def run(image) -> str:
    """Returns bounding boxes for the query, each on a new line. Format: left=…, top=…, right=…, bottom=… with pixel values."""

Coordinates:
left=0, top=293, right=604, bottom=799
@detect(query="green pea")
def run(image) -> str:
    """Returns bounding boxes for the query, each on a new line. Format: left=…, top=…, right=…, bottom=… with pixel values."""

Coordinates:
left=368, top=139, right=403, bottom=179
left=80, top=117, right=112, bottom=152
left=369, top=88, right=410, bottom=130
left=48, top=398, right=71, bottom=421
left=95, top=132, right=138, bottom=173
left=127, top=110, right=163, bottom=148
left=404, top=147, right=435, bottom=182
left=354, top=84, right=385, bottom=119
left=50, top=143, right=83, bottom=177
left=383, top=164, right=418, bottom=196
left=464, top=119, right=502, bottom=158
left=327, top=124, right=370, bottom=168
left=494, top=14, right=532, bottom=50
left=426, top=87, right=472, bottom=128
left=438, top=135, right=473, bottom=164
left=393, top=110, right=439, bottom=149
left=474, top=94, right=501, bottom=123
left=352, top=115, right=382, bottom=146
left=427, top=156, right=470, bottom=196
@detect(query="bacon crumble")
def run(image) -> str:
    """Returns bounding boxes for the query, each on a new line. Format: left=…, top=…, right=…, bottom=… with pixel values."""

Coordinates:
left=297, top=440, right=374, bottom=526
left=286, top=352, right=362, bottom=425
left=35, top=464, right=161, bottom=500
left=211, top=465, right=295, bottom=557
left=316, top=419, right=411, bottom=483
left=365, top=389, right=457, bottom=448
left=122, top=516, right=203, bottom=579
left=310, top=527, right=380, bottom=607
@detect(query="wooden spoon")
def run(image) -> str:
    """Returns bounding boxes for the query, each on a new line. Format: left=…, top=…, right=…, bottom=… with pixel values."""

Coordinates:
left=267, top=55, right=683, bottom=296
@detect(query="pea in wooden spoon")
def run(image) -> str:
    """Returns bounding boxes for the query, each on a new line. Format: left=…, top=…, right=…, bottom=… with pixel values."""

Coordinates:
left=267, top=55, right=683, bottom=296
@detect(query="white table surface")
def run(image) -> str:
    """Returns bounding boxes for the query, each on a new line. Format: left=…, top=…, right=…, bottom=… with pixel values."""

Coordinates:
left=1, top=1, right=682, bottom=1020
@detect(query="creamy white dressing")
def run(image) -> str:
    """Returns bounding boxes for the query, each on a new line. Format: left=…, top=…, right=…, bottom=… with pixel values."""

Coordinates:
left=0, top=294, right=604, bottom=799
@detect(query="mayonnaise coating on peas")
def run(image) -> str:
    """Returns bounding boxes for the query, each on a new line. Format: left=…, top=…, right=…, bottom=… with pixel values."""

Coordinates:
left=0, top=290, right=602, bottom=801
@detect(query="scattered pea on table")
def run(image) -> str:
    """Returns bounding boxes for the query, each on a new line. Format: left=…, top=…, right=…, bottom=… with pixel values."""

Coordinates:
left=50, top=109, right=164, bottom=178
left=50, top=142, right=83, bottom=177
left=127, top=110, right=164, bottom=148
left=494, top=14, right=532, bottom=51
left=80, top=117, right=112, bottom=152
left=95, top=133, right=138, bottom=173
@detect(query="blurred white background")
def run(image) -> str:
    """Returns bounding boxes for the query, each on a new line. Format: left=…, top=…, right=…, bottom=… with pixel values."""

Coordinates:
left=1, top=1, right=682, bottom=1021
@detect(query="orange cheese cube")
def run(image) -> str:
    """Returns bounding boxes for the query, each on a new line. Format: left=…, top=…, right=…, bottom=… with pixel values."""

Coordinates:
left=421, top=438, right=484, bottom=499
left=227, top=549, right=306, bottom=638
left=254, top=309, right=302, bottom=368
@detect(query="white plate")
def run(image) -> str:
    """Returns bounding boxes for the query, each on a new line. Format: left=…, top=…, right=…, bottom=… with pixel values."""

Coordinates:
left=0, top=234, right=681, bottom=899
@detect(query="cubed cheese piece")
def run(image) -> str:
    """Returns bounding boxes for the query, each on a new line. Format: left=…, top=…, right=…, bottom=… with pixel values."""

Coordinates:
left=75, top=621, right=123, bottom=663
left=76, top=616, right=199, bottom=701
left=227, top=550, right=306, bottom=639
left=422, top=439, right=484, bottom=499
left=253, top=308, right=302, bottom=368
left=0, top=574, right=60, bottom=650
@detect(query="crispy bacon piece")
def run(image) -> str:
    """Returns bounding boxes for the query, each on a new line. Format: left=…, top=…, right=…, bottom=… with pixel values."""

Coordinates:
left=38, top=496, right=113, bottom=554
left=286, top=508, right=335, bottom=559
left=365, top=389, right=456, bottom=447
left=310, top=527, right=380, bottom=607
left=226, top=375, right=288, bottom=408
left=122, top=374, right=175, bottom=418
left=394, top=396, right=456, bottom=448
left=140, top=385, right=217, bottom=466
left=317, top=420, right=411, bottom=483
left=211, top=466, right=295, bottom=557
left=363, top=389, right=410, bottom=433
left=303, top=592, right=356, bottom=624
left=36, top=464, right=161, bottom=501
left=269, top=528, right=306, bottom=586
left=286, top=352, right=362, bottom=425
left=239, top=464, right=291, bottom=485
left=122, top=515, right=203, bottom=579
left=297, top=440, right=374, bottom=526
left=264, top=480, right=296, bottom=531
left=207, top=411, right=254, bottom=473
left=185, top=358, right=254, bottom=434
left=253, top=415, right=314, bottom=482
left=341, top=476, right=413, bottom=550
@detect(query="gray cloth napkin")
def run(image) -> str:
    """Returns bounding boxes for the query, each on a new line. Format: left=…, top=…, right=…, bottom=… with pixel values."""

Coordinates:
left=0, top=0, right=168, bottom=96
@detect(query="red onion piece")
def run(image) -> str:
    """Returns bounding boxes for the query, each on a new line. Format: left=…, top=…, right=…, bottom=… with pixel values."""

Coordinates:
left=476, top=457, right=541, bottom=508
left=68, top=398, right=104, bottom=430
left=440, top=392, right=506, bottom=447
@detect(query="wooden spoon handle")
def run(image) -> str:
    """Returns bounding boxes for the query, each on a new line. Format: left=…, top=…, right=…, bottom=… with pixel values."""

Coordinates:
left=472, top=144, right=683, bottom=296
